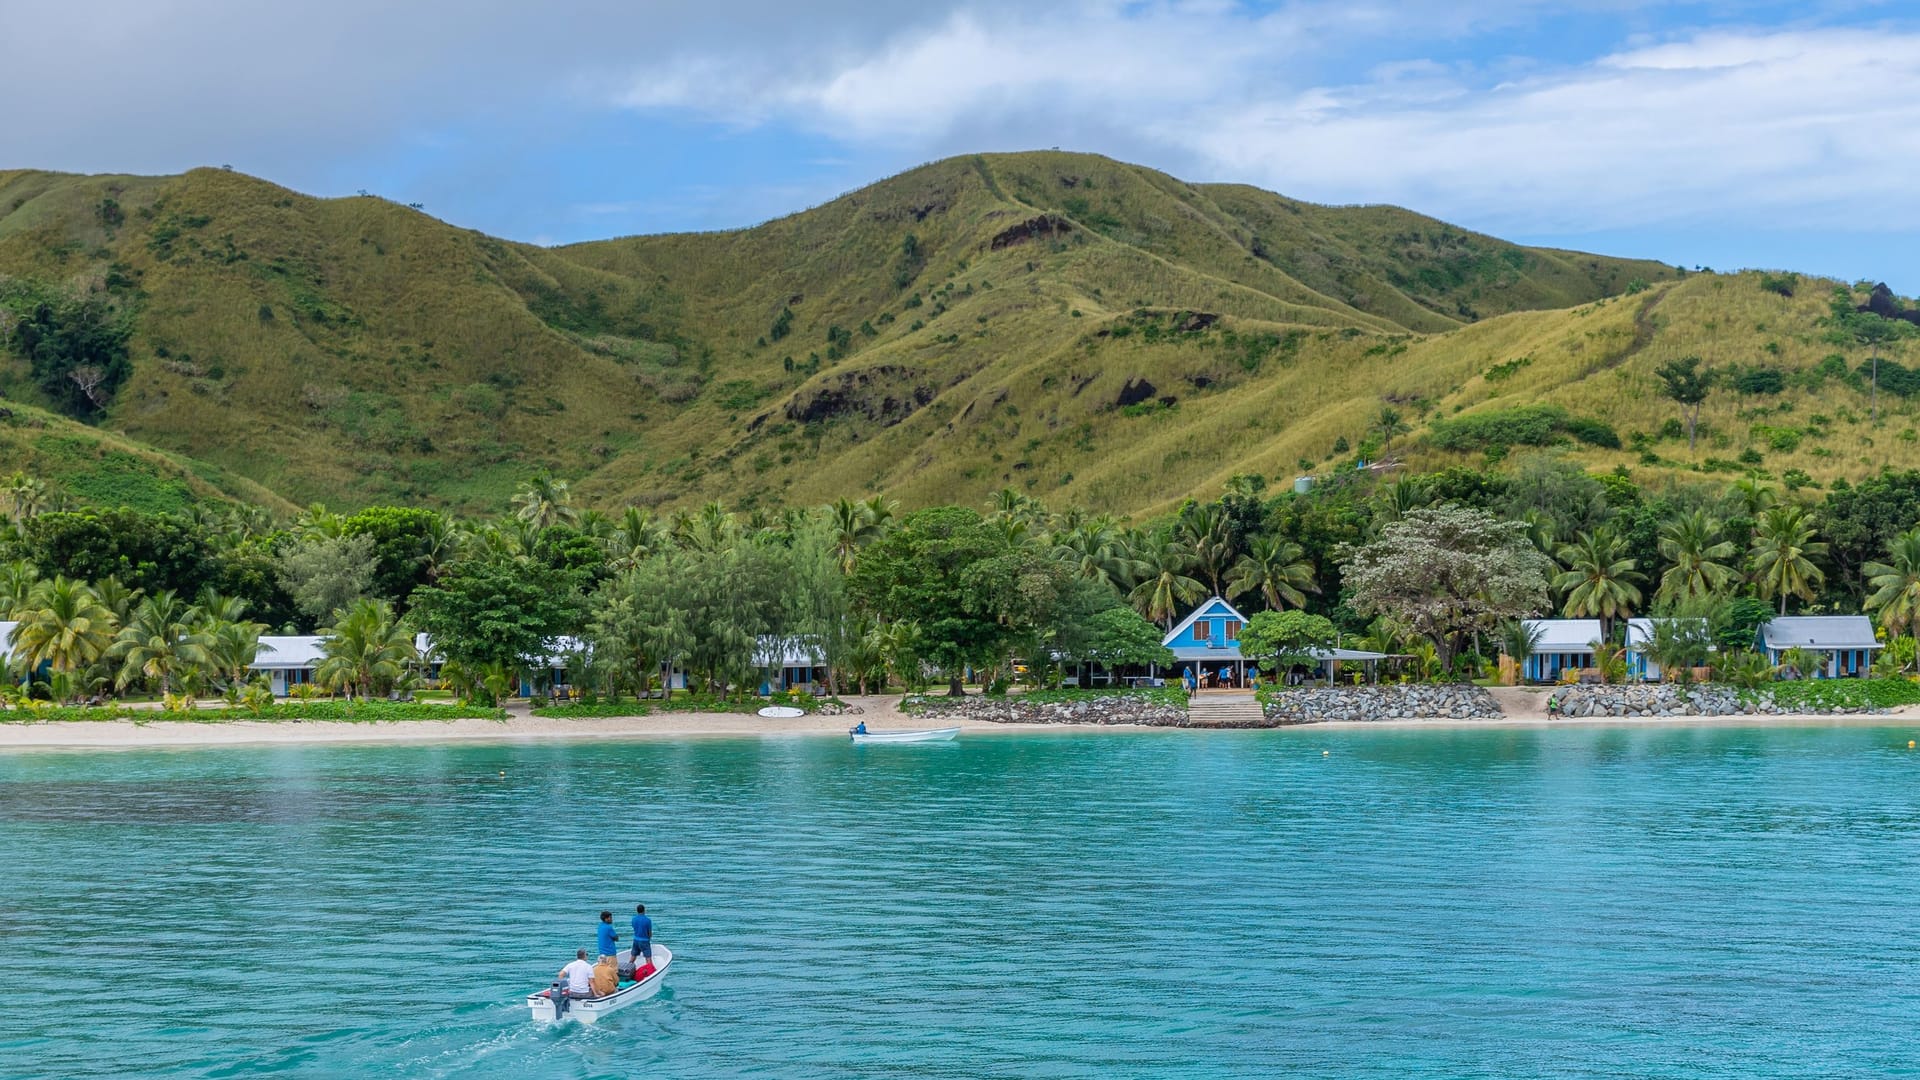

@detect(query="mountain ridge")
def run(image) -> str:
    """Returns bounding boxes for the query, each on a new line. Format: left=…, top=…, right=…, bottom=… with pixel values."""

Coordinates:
left=6, top=151, right=1909, bottom=519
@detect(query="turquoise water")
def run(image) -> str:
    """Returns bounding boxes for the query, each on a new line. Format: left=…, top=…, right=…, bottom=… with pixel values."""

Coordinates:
left=5, top=725, right=1920, bottom=1078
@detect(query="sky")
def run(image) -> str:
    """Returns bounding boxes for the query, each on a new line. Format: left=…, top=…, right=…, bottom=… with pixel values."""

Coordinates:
left=7, top=0, right=1919, bottom=290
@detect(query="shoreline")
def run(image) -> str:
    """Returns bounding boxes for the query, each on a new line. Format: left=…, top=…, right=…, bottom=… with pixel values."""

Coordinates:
left=0, top=697, right=1915, bottom=751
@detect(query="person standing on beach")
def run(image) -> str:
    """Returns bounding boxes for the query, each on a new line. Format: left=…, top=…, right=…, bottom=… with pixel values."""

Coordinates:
left=597, top=910, right=619, bottom=959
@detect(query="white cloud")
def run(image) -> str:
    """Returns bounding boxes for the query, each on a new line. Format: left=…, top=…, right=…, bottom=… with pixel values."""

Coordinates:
left=612, top=9, right=1920, bottom=234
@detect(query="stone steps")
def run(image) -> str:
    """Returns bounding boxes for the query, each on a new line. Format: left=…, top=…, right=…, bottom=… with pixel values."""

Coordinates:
left=1185, top=693, right=1265, bottom=728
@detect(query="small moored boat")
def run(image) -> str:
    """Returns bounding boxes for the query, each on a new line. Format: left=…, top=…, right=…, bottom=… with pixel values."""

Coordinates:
left=849, top=726, right=960, bottom=744
left=527, top=945, right=672, bottom=1024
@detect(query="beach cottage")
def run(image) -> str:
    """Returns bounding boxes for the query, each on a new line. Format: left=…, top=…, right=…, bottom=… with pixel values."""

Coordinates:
left=1624, top=618, right=1711, bottom=682
left=251, top=635, right=325, bottom=695
left=1521, top=619, right=1604, bottom=682
left=1161, top=596, right=1388, bottom=686
left=1163, top=596, right=1251, bottom=688
left=1756, top=616, right=1881, bottom=678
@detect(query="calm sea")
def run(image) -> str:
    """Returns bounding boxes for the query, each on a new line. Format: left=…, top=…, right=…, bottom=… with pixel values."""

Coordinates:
left=4, top=725, right=1920, bottom=1078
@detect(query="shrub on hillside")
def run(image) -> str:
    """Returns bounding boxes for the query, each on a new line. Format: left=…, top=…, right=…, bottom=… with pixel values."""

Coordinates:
left=1733, top=367, right=1786, bottom=395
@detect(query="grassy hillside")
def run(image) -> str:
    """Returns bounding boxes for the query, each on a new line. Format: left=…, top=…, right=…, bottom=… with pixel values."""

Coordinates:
left=11, top=152, right=1905, bottom=520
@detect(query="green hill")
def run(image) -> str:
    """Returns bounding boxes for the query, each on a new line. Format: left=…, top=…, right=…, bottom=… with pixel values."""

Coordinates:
left=5, top=152, right=1912, bottom=518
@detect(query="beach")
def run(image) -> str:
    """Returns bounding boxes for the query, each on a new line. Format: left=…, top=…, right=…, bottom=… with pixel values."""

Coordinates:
left=1, top=691, right=1915, bottom=750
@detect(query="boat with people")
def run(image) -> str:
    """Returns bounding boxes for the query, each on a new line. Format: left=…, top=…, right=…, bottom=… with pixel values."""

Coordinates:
left=527, top=945, right=673, bottom=1024
left=849, top=725, right=960, bottom=744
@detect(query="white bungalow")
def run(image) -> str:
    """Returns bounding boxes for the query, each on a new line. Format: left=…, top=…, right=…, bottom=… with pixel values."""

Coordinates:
left=1521, top=619, right=1603, bottom=683
left=755, top=639, right=829, bottom=694
left=251, top=635, right=324, bottom=696
left=1756, top=616, right=1881, bottom=678
left=1624, top=618, right=1712, bottom=682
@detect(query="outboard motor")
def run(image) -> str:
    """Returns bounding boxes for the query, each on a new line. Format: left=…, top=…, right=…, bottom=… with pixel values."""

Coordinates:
left=549, top=981, right=570, bottom=1018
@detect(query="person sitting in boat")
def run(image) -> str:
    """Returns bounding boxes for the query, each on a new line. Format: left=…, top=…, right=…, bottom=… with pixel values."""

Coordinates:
left=851, top=721, right=868, bottom=735
left=590, top=953, right=619, bottom=997
left=596, top=910, right=619, bottom=960
left=558, top=949, right=594, bottom=1000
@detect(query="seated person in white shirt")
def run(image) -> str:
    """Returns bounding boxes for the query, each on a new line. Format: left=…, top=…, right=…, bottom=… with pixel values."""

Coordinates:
left=558, top=948, right=596, bottom=998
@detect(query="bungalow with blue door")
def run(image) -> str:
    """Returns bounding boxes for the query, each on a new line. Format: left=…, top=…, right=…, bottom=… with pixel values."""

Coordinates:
left=1161, top=597, right=1390, bottom=687
left=1522, top=619, right=1603, bottom=682
left=1163, top=596, right=1251, bottom=688
left=1756, top=616, right=1881, bottom=678
left=251, top=635, right=324, bottom=696
left=1625, top=618, right=1711, bottom=682
left=756, top=638, right=828, bottom=695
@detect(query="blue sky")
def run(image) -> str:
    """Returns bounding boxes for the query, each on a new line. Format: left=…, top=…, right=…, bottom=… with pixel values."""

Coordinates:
left=9, top=1, right=1919, bottom=290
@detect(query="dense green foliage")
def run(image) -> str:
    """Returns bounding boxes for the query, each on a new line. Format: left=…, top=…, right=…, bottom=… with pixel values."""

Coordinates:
left=1741, top=677, right=1920, bottom=712
left=0, top=700, right=505, bottom=724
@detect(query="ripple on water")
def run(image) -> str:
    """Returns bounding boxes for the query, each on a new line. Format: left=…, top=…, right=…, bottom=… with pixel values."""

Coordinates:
left=4, top=726, right=1920, bottom=1078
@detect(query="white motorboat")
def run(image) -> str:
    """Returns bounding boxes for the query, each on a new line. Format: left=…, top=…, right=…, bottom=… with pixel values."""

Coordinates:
left=849, top=726, right=960, bottom=744
left=527, top=945, right=672, bottom=1024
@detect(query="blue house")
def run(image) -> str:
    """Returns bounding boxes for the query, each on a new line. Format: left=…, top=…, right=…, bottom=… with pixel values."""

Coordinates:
left=1757, top=616, right=1881, bottom=678
left=1625, top=618, right=1712, bottom=682
left=1162, top=596, right=1251, bottom=688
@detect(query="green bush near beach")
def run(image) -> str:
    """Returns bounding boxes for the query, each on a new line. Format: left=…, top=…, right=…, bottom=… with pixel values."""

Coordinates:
left=530, top=701, right=652, bottom=718
left=0, top=700, right=506, bottom=724
left=1742, top=678, right=1920, bottom=712
left=905, top=686, right=1187, bottom=713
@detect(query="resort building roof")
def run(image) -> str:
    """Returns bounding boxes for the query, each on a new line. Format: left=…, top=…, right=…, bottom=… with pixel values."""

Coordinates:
left=1522, top=619, right=1605, bottom=653
left=252, top=635, right=326, bottom=670
left=1757, top=616, right=1881, bottom=651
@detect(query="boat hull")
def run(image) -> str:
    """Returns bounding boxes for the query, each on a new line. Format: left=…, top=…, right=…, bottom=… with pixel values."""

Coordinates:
left=849, top=727, right=960, bottom=743
left=527, top=945, right=672, bottom=1024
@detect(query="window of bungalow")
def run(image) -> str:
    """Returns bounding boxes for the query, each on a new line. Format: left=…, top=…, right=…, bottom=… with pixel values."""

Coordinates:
left=1225, top=620, right=1241, bottom=641
left=1194, top=619, right=1211, bottom=641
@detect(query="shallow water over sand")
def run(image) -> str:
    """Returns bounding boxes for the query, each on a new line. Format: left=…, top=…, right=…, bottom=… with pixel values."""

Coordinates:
left=4, top=724, right=1920, bottom=1078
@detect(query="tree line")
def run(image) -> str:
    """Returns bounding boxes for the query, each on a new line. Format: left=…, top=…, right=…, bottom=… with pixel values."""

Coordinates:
left=5, top=454, right=1920, bottom=704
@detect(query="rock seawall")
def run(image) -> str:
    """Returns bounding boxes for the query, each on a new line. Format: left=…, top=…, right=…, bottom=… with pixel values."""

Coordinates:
left=1549, top=684, right=1886, bottom=716
left=905, top=694, right=1189, bottom=726
left=1260, top=685, right=1503, bottom=724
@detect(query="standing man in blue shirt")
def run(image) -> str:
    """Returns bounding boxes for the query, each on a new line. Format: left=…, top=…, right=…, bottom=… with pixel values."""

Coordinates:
left=631, top=903, right=653, bottom=969
left=596, top=910, right=619, bottom=960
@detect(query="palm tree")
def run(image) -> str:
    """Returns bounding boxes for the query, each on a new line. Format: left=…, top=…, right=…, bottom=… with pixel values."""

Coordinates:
left=1864, top=527, right=1920, bottom=639
left=1052, top=518, right=1140, bottom=588
left=1729, top=475, right=1777, bottom=519
left=1177, top=503, right=1239, bottom=596
left=10, top=577, right=118, bottom=701
left=1749, top=504, right=1827, bottom=614
left=205, top=617, right=267, bottom=690
left=1226, top=535, right=1317, bottom=611
left=1554, top=527, right=1643, bottom=640
left=1, top=472, right=51, bottom=525
left=827, top=497, right=877, bottom=574
left=1655, top=509, right=1737, bottom=604
left=0, top=560, right=41, bottom=618
left=1372, top=406, right=1411, bottom=452
left=1496, top=618, right=1547, bottom=682
left=511, top=473, right=579, bottom=531
left=316, top=599, right=416, bottom=699
left=108, top=592, right=213, bottom=695
left=1128, top=540, right=1205, bottom=628
left=1371, top=477, right=1429, bottom=529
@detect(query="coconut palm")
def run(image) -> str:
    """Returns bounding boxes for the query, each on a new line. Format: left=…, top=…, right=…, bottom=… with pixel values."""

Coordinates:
left=510, top=473, right=578, bottom=531
left=1177, top=503, right=1239, bottom=596
left=1496, top=618, right=1547, bottom=679
left=1371, top=477, right=1430, bottom=529
left=1655, top=509, right=1737, bottom=604
left=108, top=592, right=213, bottom=695
left=316, top=599, right=416, bottom=699
left=1554, top=527, right=1643, bottom=639
left=826, top=497, right=877, bottom=574
left=1052, top=518, right=1139, bottom=588
left=1128, top=540, right=1206, bottom=628
left=10, top=577, right=118, bottom=701
left=1, top=472, right=51, bottom=525
left=1226, top=535, right=1317, bottom=611
left=1729, top=475, right=1777, bottom=519
left=92, top=576, right=140, bottom=623
left=205, top=618, right=267, bottom=690
left=1749, top=504, right=1827, bottom=614
left=0, top=560, right=41, bottom=618
left=1864, top=527, right=1920, bottom=639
